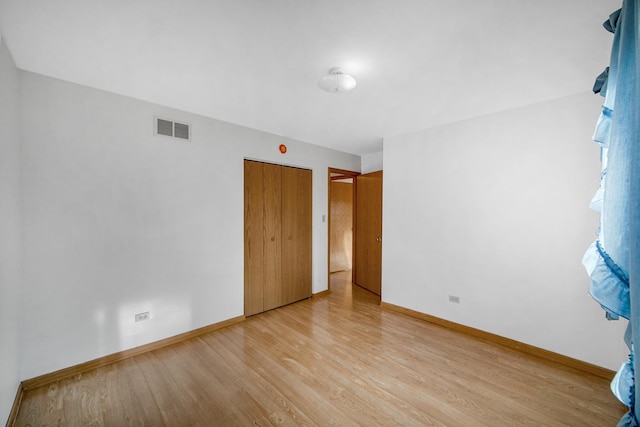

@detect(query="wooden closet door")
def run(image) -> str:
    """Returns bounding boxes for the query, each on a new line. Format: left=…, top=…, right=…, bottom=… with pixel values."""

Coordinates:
left=244, top=160, right=283, bottom=315
left=281, top=166, right=312, bottom=304
left=355, top=171, right=383, bottom=295
left=262, top=162, right=283, bottom=311
left=244, top=160, right=265, bottom=316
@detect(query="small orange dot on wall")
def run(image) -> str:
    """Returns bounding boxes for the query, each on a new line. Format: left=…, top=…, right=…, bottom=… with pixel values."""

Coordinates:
left=279, top=144, right=287, bottom=154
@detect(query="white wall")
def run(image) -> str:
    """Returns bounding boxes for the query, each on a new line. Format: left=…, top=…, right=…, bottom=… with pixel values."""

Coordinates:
left=0, top=36, right=22, bottom=422
left=361, top=151, right=383, bottom=174
left=19, top=71, right=360, bottom=379
left=382, top=92, right=628, bottom=370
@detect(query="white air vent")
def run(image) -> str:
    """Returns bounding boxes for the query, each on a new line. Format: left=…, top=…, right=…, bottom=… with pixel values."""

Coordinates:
left=154, top=117, right=190, bottom=141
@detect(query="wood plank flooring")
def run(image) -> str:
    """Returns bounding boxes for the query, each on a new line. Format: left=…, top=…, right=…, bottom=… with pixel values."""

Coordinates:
left=14, top=271, right=627, bottom=426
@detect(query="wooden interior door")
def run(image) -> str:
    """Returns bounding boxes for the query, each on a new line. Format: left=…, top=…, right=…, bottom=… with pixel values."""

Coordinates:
left=355, top=171, right=383, bottom=295
left=281, top=166, right=312, bottom=304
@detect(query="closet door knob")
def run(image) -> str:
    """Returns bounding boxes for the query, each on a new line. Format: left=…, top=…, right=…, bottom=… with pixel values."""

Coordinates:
left=288, top=235, right=293, bottom=240
left=270, top=237, right=275, bottom=242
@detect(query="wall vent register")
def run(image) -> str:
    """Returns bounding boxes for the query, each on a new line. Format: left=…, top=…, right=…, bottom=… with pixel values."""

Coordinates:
left=154, top=117, right=190, bottom=141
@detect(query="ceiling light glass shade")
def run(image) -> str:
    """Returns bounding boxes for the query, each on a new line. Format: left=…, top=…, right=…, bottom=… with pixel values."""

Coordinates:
left=318, top=67, right=357, bottom=93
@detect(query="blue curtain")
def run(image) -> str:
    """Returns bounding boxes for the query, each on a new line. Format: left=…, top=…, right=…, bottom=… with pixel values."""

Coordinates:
left=583, top=0, right=640, bottom=425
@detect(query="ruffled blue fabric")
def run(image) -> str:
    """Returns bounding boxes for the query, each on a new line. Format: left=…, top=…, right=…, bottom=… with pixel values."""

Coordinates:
left=586, top=3, right=639, bottom=425
left=618, top=412, right=640, bottom=427
left=617, top=348, right=638, bottom=427
left=594, top=106, right=613, bottom=146
left=604, top=8, right=622, bottom=34
left=613, top=354, right=635, bottom=407
left=583, top=241, right=630, bottom=320
left=593, top=67, right=609, bottom=94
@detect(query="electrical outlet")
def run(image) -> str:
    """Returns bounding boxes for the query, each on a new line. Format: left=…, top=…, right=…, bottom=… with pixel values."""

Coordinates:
left=135, top=312, right=150, bottom=322
left=448, top=295, right=460, bottom=304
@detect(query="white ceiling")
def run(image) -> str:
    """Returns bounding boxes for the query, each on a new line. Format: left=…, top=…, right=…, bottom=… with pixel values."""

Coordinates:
left=0, top=0, right=620, bottom=155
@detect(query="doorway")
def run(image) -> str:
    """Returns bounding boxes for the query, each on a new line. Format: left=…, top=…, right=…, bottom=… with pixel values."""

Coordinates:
left=328, top=168, right=359, bottom=289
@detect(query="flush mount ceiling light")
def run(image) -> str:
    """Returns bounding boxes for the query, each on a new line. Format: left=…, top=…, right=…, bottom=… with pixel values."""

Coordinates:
left=318, top=67, right=357, bottom=93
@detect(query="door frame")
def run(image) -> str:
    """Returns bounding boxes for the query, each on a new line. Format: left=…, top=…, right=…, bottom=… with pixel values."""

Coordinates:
left=327, top=168, right=360, bottom=290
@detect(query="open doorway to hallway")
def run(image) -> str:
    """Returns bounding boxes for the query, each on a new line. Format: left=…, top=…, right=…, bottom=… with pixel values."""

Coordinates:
left=330, top=176, right=353, bottom=273
left=328, top=168, right=359, bottom=289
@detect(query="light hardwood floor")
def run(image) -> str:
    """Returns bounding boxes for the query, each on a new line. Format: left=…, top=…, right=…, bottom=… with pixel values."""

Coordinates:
left=14, top=272, right=626, bottom=426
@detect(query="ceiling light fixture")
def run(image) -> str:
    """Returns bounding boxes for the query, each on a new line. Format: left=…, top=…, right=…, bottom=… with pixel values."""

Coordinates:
left=318, top=67, right=357, bottom=93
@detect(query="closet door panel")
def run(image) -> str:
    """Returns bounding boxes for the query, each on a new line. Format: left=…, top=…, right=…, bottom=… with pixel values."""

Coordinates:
left=244, top=160, right=265, bottom=316
left=263, top=162, right=283, bottom=311
left=281, top=166, right=312, bottom=304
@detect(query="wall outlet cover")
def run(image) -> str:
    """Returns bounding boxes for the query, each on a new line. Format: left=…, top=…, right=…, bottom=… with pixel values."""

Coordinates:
left=135, top=312, right=150, bottom=322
